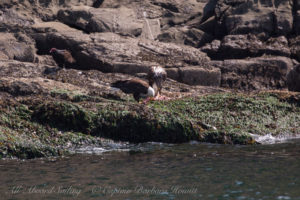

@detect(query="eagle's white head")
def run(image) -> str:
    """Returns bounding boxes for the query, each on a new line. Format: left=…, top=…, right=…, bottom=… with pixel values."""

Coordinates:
left=152, top=66, right=165, bottom=75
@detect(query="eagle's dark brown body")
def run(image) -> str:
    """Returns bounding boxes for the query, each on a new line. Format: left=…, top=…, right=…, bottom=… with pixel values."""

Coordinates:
left=111, top=79, right=155, bottom=101
left=49, top=48, right=76, bottom=68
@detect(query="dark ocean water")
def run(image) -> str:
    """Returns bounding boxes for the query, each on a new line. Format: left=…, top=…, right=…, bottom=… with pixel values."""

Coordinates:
left=1, top=139, right=300, bottom=200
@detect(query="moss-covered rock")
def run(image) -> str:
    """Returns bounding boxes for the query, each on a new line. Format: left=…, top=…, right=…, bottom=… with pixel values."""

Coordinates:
left=0, top=103, right=99, bottom=159
left=149, top=92, right=300, bottom=138
left=32, top=102, right=94, bottom=134
left=94, top=107, right=199, bottom=143
left=0, top=91, right=299, bottom=159
left=28, top=92, right=300, bottom=145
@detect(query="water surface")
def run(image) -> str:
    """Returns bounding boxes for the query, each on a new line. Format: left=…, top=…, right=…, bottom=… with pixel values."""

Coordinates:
left=1, top=140, right=300, bottom=200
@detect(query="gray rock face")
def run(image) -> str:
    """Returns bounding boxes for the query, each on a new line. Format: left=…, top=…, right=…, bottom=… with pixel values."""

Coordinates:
left=0, top=8, right=34, bottom=27
left=158, top=27, right=214, bottom=48
left=165, top=68, right=180, bottom=81
left=157, top=27, right=187, bottom=44
left=179, top=67, right=221, bottom=86
left=0, top=33, right=36, bottom=62
left=1, top=0, right=300, bottom=90
left=201, top=34, right=291, bottom=59
left=0, top=0, right=96, bottom=22
left=184, top=28, right=214, bottom=48
left=32, top=22, right=211, bottom=84
left=0, top=60, right=46, bottom=78
left=210, top=57, right=293, bottom=90
left=155, top=0, right=212, bottom=48
left=57, top=6, right=144, bottom=37
left=156, top=0, right=206, bottom=26
left=215, top=0, right=293, bottom=36
left=0, top=79, right=44, bottom=96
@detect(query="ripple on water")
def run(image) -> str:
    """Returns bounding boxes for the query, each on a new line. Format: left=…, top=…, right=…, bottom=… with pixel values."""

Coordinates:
left=277, top=196, right=291, bottom=200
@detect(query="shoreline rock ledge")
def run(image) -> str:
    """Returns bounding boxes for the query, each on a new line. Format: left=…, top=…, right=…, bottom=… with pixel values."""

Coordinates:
left=0, top=0, right=299, bottom=159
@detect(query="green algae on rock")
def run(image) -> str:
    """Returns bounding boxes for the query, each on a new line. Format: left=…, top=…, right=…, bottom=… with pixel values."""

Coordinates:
left=32, top=102, right=94, bottom=134
left=1, top=91, right=299, bottom=159
left=29, top=92, right=300, bottom=143
left=0, top=102, right=99, bottom=159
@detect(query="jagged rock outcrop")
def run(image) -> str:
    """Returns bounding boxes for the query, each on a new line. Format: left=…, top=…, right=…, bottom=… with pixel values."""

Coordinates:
left=31, top=21, right=214, bottom=86
left=0, top=0, right=300, bottom=91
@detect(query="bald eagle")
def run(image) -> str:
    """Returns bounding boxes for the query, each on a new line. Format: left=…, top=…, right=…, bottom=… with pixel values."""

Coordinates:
left=147, top=66, right=167, bottom=98
left=111, top=78, right=155, bottom=102
left=49, top=48, right=76, bottom=69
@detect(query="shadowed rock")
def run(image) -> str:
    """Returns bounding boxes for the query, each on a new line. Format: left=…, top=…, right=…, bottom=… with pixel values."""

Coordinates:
left=287, top=64, right=300, bottom=92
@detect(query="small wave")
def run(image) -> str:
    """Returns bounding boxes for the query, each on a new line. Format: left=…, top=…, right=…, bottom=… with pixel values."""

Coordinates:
left=70, top=140, right=132, bottom=155
left=73, top=146, right=130, bottom=154
left=70, top=141, right=176, bottom=155
left=74, top=147, right=109, bottom=154
left=250, top=133, right=300, bottom=144
left=70, top=133, right=300, bottom=155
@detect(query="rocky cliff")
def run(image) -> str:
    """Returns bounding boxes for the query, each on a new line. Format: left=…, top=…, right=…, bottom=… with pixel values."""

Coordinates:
left=1, top=0, right=300, bottom=90
left=0, top=0, right=300, bottom=158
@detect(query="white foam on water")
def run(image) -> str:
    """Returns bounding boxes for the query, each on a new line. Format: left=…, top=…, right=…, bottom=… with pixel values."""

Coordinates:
left=250, top=133, right=300, bottom=144
left=71, top=141, right=176, bottom=155
left=70, top=133, right=300, bottom=155
left=75, top=147, right=109, bottom=154
left=73, top=146, right=131, bottom=155
left=69, top=139, right=132, bottom=155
